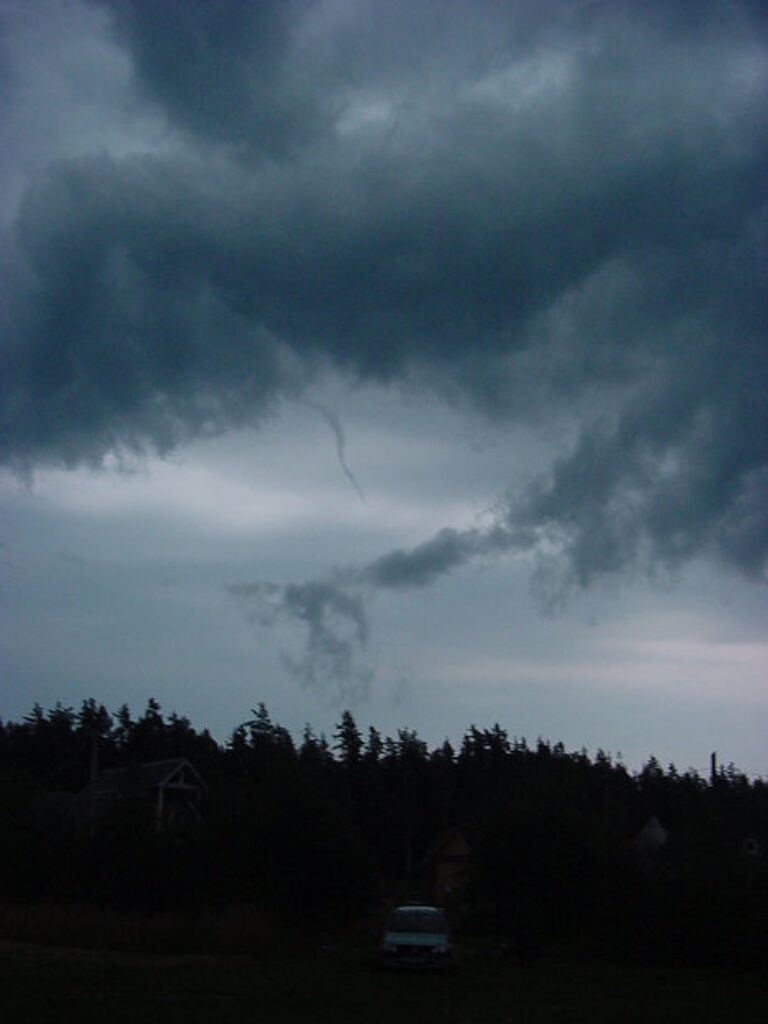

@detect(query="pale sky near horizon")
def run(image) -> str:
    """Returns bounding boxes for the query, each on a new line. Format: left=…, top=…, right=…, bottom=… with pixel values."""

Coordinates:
left=2, top=0, right=766, bottom=776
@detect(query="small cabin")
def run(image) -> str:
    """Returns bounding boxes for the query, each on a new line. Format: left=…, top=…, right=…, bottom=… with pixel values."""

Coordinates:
left=421, top=826, right=473, bottom=904
left=87, top=758, right=207, bottom=831
left=633, top=815, right=668, bottom=869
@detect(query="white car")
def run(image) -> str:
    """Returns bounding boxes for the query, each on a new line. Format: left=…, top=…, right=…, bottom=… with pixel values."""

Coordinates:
left=381, top=905, right=452, bottom=969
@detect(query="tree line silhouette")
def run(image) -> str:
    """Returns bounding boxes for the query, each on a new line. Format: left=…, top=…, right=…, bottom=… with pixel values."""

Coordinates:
left=1, top=698, right=766, bottom=965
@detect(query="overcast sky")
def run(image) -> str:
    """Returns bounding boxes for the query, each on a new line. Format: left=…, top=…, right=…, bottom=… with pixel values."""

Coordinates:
left=2, top=0, right=766, bottom=775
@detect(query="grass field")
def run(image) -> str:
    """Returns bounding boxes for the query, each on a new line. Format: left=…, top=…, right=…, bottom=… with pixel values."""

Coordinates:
left=2, top=939, right=766, bottom=1024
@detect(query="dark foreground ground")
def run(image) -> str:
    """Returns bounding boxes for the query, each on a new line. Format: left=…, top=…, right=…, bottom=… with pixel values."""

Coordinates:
left=2, top=940, right=766, bottom=1024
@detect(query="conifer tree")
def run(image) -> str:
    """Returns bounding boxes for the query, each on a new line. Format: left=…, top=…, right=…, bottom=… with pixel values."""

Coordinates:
left=334, top=710, right=363, bottom=769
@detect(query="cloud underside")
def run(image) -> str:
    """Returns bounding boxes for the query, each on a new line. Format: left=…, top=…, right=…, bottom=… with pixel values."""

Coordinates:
left=3, top=0, right=767, bottom=672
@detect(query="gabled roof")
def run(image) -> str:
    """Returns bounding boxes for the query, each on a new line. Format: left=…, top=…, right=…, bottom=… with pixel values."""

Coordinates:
left=89, top=758, right=206, bottom=797
left=633, top=815, right=668, bottom=851
left=421, top=826, right=472, bottom=865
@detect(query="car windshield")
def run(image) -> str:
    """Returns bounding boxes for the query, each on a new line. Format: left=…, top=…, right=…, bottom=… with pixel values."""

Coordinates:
left=387, top=910, right=446, bottom=933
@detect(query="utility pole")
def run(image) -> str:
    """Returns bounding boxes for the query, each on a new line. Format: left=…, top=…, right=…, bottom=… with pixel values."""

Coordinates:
left=89, top=729, right=99, bottom=837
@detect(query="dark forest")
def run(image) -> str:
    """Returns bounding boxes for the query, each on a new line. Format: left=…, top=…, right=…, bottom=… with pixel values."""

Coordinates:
left=1, top=698, right=766, bottom=967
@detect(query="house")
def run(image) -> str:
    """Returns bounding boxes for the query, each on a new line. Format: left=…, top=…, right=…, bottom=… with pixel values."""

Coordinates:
left=86, top=758, right=207, bottom=832
left=633, top=815, right=668, bottom=869
left=420, top=826, right=473, bottom=904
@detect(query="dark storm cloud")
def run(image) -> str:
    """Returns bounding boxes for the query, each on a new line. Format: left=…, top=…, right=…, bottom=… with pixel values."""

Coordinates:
left=2, top=0, right=767, bottom=588
left=94, top=0, right=326, bottom=158
left=228, top=578, right=373, bottom=700
left=362, top=525, right=522, bottom=588
left=3, top=153, right=304, bottom=467
left=227, top=521, right=526, bottom=693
